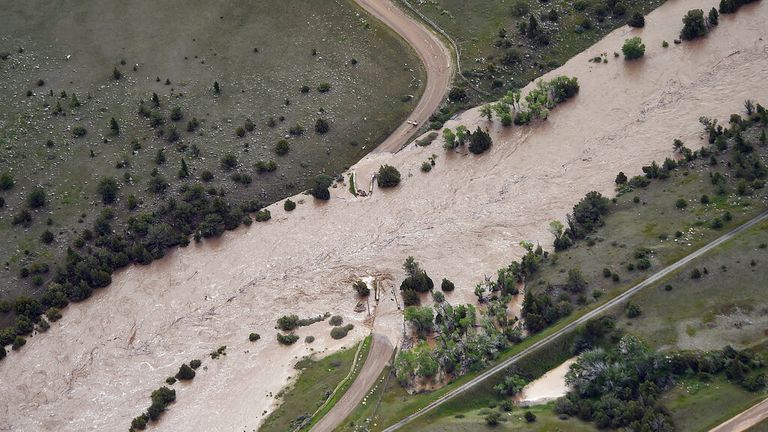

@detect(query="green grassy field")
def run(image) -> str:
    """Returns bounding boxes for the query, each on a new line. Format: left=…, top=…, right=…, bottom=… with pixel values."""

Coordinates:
left=261, top=337, right=370, bottom=432
left=336, top=119, right=768, bottom=431
left=404, top=0, right=663, bottom=99
left=0, top=0, right=424, bottom=301
left=664, top=374, right=767, bottom=432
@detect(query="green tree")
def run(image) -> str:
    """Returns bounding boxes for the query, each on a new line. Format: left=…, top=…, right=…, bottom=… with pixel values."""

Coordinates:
left=315, top=118, right=330, bottom=134
left=404, top=306, right=434, bottom=336
left=622, top=37, right=645, bottom=60
left=680, top=9, right=708, bottom=40
left=377, top=165, right=401, bottom=188
left=274, top=140, right=290, bottom=156
left=109, top=117, right=120, bottom=135
left=468, top=127, right=492, bottom=154
left=97, top=177, right=119, bottom=204
left=178, top=158, right=189, bottom=179
left=221, top=153, right=238, bottom=170
left=311, top=174, right=333, bottom=200
left=28, top=188, right=46, bottom=208
left=175, top=363, right=196, bottom=380
left=213, top=81, right=220, bottom=94
left=0, top=172, right=14, bottom=190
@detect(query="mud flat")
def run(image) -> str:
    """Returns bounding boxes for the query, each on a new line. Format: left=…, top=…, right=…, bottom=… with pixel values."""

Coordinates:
left=1, top=0, right=767, bottom=431
left=519, top=358, right=577, bottom=406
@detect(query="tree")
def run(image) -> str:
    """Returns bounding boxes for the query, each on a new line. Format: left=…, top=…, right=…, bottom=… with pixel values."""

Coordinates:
left=468, top=127, right=492, bottom=154
left=112, top=67, right=122, bottom=80
left=566, top=268, right=587, bottom=293
left=524, top=411, right=537, bottom=422
left=622, top=37, right=645, bottom=60
left=626, top=303, right=642, bottom=318
left=680, top=9, right=708, bottom=40
left=155, top=149, right=166, bottom=165
left=353, top=280, right=370, bottom=297
left=109, top=117, right=120, bottom=135
left=0, top=172, right=14, bottom=190
left=40, top=230, right=54, bottom=244
left=615, top=172, right=628, bottom=185
left=213, top=81, right=221, bottom=94
left=72, top=126, right=87, bottom=137
left=480, top=105, right=493, bottom=121
left=151, top=92, right=160, bottom=107
left=708, top=7, right=719, bottom=25
left=485, top=412, right=501, bottom=426
left=28, top=188, right=46, bottom=208
left=494, top=373, right=527, bottom=395
left=441, top=278, right=455, bottom=292
left=315, top=118, right=330, bottom=134
left=377, top=165, right=401, bottom=188
left=97, top=177, right=119, bottom=204
left=221, top=153, right=238, bottom=170
left=627, top=12, right=645, bottom=28
left=175, top=363, right=196, bottom=380
left=249, top=333, right=261, bottom=342
left=311, top=174, right=333, bottom=200
left=178, top=158, right=189, bottom=179
left=404, top=306, right=434, bottom=336
left=274, top=140, right=290, bottom=156
left=284, top=199, right=296, bottom=211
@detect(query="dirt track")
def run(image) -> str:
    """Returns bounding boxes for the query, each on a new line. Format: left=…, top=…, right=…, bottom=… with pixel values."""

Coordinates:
left=356, top=0, right=454, bottom=153
left=710, top=398, right=768, bottom=432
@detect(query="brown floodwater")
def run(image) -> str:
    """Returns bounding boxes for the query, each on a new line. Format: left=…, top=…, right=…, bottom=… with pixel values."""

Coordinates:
left=1, top=1, right=767, bottom=431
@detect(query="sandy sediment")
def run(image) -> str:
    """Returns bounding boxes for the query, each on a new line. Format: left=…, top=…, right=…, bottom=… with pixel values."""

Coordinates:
left=519, top=358, right=577, bottom=405
left=1, top=1, right=767, bottom=431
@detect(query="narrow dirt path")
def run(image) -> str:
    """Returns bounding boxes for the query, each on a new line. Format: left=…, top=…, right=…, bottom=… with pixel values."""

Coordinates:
left=710, top=398, right=768, bottom=432
left=311, top=284, right=402, bottom=432
left=354, top=0, right=454, bottom=153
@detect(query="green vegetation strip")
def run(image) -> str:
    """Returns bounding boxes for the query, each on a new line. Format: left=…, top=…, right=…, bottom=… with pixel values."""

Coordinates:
left=373, top=212, right=768, bottom=431
left=302, top=335, right=372, bottom=430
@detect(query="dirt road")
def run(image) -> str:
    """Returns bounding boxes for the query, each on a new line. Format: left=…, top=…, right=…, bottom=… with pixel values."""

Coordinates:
left=710, top=398, right=768, bottom=432
left=310, top=289, right=401, bottom=432
left=354, top=0, right=454, bottom=153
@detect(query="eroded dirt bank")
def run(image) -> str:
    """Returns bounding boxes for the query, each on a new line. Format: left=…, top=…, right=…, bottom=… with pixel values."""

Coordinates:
left=1, top=1, right=767, bottom=431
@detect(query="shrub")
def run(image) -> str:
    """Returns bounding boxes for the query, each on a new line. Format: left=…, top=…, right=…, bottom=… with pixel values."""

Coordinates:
left=377, top=165, right=401, bottom=188
left=432, top=291, right=445, bottom=303
left=283, top=199, right=296, bottom=211
left=189, top=359, right=202, bottom=369
left=28, top=188, right=46, bottom=208
left=0, top=172, right=14, bottom=190
left=626, top=303, right=642, bottom=318
left=353, top=280, right=370, bottom=297
left=441, top=278, right=455, bottom=292
left=622, top=37, right=645, bottom=60
left=201, top=170, right=214, bottom=182
left=277, top=314, right=300, bottom=331
left=12, top=336, right=26, bottom=350
left=329, top=315, right=343, bottom=326
left=249, top=333, right=261, bottom=342
left=165, top=377, right=176, bottom=385
left=274, top=140, right=290, bottom=156
left=72, top=126, right=87, bottom=137
left=627, top=12, right=645, bottom=28
left=235, top=126, right=246, bottom=138
left=221, top=153, right=238, bottom=170
left=97, top=177, right=119, bottom=204
left=524, top=411, right=537, bottom=423
left=46, top=307, right=62, bottom=321
left=485, top=412, right=501, bottom=426
left=277, top=333, right=299, bottom=345
left=691, top=268, right=702, bottom=279
left=315, top=118, right=330, bottom=134
left=312, top=174, right=333, bottom=200
left=317, top=82, right=331, bottom=93
left=305, top=336, right=315, bottom=343
left=331, top=324, right=354, bottom=340
left=131, top=414, right=149, bottom=430
left=708, top=7, right=719, bottom=25
left=468, top=127, right=492, bottom=154
left=175, top=364, right=196, bottom=380
left=675, top=198, right=688, bottom=209
left=680, top=9, right=708, bottom=40
left=402, top=289, right=420, bottom=306
left=40, top=230, right=54, bottom=244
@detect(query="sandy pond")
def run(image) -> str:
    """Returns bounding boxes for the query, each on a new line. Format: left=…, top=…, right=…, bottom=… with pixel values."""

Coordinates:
left=1, top=1, right=767, bottom=431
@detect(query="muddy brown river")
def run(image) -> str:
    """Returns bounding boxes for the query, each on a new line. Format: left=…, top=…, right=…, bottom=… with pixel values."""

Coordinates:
left=1, top=1, right=767, bottom=431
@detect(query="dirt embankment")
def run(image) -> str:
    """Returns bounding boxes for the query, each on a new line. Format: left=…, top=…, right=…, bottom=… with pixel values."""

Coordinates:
left=1, top=1, right=767, bottom=431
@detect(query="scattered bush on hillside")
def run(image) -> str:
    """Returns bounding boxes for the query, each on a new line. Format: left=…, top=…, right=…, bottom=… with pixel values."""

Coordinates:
left=277, top=333, right=299, bottom=345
